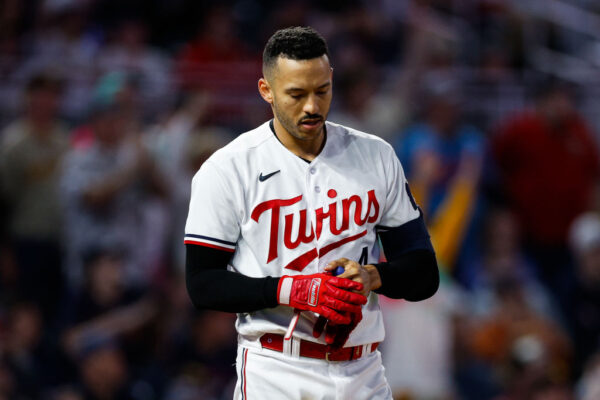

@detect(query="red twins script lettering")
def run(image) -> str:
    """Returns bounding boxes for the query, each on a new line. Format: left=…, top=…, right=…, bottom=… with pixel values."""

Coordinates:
left=251, top=189, right=380, bottom=271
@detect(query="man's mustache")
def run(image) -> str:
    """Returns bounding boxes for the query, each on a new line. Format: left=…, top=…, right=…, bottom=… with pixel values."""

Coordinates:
left=298, top=114, right=323, bottom=123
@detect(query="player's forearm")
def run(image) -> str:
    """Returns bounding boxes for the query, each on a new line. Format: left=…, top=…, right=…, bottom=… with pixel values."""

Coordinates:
left=186, top=268, right=280, bottom=312
left=374, top=249, right=439, bottom=301
left=185, top=244, right=280, bottom=312
left=375, top=212, right=439, bottom=300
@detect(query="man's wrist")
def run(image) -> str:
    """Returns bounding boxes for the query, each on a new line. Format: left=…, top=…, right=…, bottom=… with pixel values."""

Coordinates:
left=363, top=264, right=382, bottom=291
left=277, top=276, right=293, bottom=305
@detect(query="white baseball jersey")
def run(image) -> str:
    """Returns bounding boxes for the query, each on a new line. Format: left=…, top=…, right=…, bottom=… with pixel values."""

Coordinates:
left=184, top=120, right=420, bottom=347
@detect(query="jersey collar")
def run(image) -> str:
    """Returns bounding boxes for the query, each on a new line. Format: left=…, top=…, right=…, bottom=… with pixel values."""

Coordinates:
left=269, top=119, right=328, bottom=164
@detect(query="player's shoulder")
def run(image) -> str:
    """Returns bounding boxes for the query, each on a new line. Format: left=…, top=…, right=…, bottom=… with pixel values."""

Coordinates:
left=204, top=121, right=273, bottom=164
left=326, top=121, right=396, bottom=154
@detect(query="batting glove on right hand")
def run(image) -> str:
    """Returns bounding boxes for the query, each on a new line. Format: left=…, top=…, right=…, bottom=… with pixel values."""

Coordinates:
left=311, top=266, right=363, bottom=348
left=312, top=310, right=363, bottom=349
left=277, top=274, right=367, bottom=325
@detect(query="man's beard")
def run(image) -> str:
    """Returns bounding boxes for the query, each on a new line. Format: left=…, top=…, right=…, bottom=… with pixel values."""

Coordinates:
left=272, top=101, right=324, bottom=140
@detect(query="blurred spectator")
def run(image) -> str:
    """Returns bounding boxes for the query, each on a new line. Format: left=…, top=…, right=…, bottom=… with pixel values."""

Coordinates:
left=97, top=19, right=173, bottom=121
left=467, top=46, right=525, bottom=132
left=565, top=213, right=600, bottom=377
left=492, top=81, right=599, bottom=296
left=0, top=363, right=15, bottom=400
left=164, top=311, right=237, bottom=400
left=146, top=90, right=232, bottom=270
left=577, top=354, right=600, bottom=400
left=60, top=72, right=168, bottom=288
left=153, top=275, right=193, bottom=358
left=504, top=377, right=574, bottom=400
left=63, top=248, right=148, bottom=327
left=14, top=5, right=101, bottom=122
left=75, top=336, right=134, bottom=400
left=459, top=278, right=572, bottom=399
left=467, top=208, right=557, bottom=322
left=328, top=65, right=408, bottom=141
left=0, top=0, right=27, bottom=127
left=49, top=386, right=84, bottom=400
left=2, top=302, right=63, bottom=397
left=393, top=0, right=460, bottom=103
left=263, top=0, right=311, bottom=35
left=174, top=5, right=261, bottom=128
left=175, top=5, right=253, bottom=81
left=470, top=1, right=526, bottom=70
left=60, top=248, right=161, bottom=398
left=0, top=72, right=68, bottom=320
left=394, top=74, right=484, bottom=273
left=381, top=278, right=466, bottom=399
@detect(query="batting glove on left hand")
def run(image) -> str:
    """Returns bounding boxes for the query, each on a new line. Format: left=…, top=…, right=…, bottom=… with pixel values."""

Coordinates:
left=277, top=273, right=367, bottom=325
left=312, top=309, right=363, bottom=349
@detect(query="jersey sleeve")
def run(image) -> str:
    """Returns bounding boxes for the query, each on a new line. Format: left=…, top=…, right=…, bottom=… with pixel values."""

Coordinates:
left=377, top=145, right=435, bottom=263
left=184, top=160, right=240, bottom=252
left=378, top=145, right=421, bottom=228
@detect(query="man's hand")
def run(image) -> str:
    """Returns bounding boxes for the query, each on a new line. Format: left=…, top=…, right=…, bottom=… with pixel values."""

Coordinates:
left=277, top=273, right=367, bottom=325
left=312, top=307, right=362, bottom=349
left=324, top=258, right=382, bottom=297
left=312, top=259, right=381, bottom=348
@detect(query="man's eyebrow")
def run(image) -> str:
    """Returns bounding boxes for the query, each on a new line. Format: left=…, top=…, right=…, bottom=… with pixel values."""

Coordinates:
left=285, top=82, right=331, bottom=92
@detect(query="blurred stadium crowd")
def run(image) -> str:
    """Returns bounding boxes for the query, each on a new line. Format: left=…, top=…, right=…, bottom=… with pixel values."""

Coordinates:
left=1, top=0, right=600, bottom=399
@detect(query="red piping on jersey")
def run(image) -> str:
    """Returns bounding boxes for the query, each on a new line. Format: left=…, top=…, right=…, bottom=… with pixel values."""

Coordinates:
left=184, top=240, right=235, bottom=252
left=243, top=348, right=248, bottom=399
left=284, top=248, right=319, bottom=271
left=318, top=229, right=368, bottom=257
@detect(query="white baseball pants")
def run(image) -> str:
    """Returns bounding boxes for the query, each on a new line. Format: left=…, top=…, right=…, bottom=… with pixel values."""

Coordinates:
left=233, top=345, right=393, bottom=400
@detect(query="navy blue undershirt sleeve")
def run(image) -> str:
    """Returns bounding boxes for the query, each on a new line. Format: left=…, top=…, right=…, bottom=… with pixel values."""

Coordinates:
left=374, top=213, right=440, bottom=301
left=185, top=244, right=280, bottom=312
left=185, top=214, right=439, bottom=312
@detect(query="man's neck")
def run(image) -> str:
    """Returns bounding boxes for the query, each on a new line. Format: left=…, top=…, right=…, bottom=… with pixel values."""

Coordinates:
left=272, top=118, right=325, bottom=162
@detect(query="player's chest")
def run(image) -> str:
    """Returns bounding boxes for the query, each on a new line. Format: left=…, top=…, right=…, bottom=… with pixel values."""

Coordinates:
left=246, top=156, right=384, bottom=219
left=241, top=159, right=384, bottom=258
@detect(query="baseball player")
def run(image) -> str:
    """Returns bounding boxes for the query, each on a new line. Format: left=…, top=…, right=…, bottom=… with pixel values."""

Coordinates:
left=184, top=26, right=439, bottom=399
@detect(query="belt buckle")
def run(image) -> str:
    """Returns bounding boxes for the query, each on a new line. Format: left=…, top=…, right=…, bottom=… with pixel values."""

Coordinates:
left=325, top=351, right=331, bottom=362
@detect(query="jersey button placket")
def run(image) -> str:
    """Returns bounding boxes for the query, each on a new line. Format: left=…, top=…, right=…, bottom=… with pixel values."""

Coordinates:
left=305, top=162, right=320, bottom=272
left=310, top=167, right=319, bottom=192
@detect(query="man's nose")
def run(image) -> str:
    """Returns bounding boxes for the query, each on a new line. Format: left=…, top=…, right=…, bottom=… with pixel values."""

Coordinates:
left=303, top=94, right=319, bottom=115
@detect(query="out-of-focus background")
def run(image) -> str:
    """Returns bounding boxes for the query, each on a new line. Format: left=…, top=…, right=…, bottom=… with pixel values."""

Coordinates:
left=0, top=0, right=599, bottom=399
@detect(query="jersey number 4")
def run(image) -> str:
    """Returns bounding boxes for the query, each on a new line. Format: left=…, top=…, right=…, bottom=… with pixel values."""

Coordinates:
left=358, top=246, right=368, bottom=265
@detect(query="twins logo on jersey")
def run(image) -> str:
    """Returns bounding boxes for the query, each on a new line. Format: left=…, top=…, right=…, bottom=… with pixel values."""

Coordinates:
left=251, top=188, right=380, bottom=271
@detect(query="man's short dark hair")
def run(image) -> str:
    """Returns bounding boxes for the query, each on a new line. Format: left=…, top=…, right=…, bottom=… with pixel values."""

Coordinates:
left=263, top=26, right=330, bottom=76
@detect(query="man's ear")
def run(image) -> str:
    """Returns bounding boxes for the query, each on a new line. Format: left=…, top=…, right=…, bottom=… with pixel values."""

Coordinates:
left=258, top=78, right=273, bottom=104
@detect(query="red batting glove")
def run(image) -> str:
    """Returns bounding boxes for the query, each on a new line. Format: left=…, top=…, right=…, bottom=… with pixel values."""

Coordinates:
left=331, top=309, right=362, bottom=349
left=278, top=274, right=367, bottom=325
left=312, top=309, right=363, bottom=349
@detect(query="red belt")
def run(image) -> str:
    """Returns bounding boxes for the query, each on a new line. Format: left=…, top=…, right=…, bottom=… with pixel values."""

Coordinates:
left=260, top=333, right=379, bottom=362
